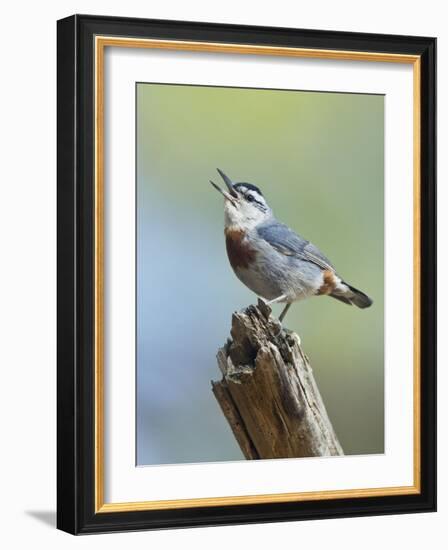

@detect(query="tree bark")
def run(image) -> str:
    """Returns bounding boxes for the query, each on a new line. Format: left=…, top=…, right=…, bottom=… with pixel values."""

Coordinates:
left=212, top=299, right=343, bottom=459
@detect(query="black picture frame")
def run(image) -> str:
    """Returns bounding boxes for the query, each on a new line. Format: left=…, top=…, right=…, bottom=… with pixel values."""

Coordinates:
left=57, top=14, right=436, bottom=534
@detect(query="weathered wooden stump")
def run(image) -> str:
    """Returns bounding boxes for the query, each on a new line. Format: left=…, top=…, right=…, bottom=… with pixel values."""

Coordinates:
left=212, top=299, right=343, bottom=459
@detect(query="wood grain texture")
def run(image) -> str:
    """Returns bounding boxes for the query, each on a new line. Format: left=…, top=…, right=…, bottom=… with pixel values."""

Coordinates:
left=212, top=299, right=343, bottom=459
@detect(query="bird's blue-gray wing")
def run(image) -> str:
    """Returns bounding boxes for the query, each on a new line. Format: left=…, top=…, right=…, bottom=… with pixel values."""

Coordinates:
left=257, top=221, right=334, bottom=271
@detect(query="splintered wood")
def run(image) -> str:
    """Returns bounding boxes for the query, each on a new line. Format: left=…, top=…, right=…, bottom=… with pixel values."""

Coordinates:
left=212, top=299, right=343, bottom=459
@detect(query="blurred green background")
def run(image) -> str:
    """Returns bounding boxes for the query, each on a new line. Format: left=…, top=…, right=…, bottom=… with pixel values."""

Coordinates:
left=136, top=83, right=384, bottom=465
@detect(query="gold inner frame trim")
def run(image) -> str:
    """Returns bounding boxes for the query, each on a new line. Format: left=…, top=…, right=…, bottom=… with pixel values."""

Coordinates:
left=94, top=35, right=421, bottom=513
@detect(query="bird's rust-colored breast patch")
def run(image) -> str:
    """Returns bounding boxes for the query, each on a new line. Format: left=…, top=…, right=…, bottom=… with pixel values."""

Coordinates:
left=317, top=269, right=337, bottom=295
left=225, top=228, right=257, bottom=270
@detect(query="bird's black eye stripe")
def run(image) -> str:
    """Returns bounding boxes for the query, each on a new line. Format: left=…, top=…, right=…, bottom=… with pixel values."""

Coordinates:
left=245, top=193, right=266, bottom=210
left=246, top=193, right=262, bottom=205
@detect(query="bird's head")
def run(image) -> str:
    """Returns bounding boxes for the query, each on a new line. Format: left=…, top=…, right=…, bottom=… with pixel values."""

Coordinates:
left=210, top=169, right=272, bottom=229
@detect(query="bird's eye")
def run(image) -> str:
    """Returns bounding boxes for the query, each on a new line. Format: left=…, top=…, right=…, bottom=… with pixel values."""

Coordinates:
left=246, top=194, right=255, bottom=203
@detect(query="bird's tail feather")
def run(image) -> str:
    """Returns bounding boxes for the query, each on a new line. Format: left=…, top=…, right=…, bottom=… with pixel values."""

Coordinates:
left=330, top=293, right=353, bottom=306
left=331, top=283, right=373, bottom=309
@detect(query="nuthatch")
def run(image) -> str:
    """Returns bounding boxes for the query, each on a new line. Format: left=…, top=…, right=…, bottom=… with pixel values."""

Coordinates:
left=210, top=169, right=373, bottom=322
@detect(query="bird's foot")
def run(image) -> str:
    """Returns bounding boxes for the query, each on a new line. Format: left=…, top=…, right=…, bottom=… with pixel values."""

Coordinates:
left=278, top=302, right=292, bottom=323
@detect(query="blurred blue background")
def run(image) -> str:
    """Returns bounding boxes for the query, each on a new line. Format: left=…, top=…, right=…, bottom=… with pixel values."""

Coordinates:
left=136, top=83, right=384, bottom=465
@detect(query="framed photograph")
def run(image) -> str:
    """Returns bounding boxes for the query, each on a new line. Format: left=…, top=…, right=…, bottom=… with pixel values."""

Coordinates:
left=57, top=14, right=436, bottom=534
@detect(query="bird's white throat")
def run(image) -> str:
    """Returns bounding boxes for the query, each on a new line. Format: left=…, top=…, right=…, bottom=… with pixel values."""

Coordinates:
left=224, top=200, right=271, bottom=231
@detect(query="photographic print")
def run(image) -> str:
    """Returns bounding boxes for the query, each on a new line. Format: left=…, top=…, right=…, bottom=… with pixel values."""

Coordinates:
left=136, top=83, right=384, bottom=466
left=58, top=16, right=435, bottom=533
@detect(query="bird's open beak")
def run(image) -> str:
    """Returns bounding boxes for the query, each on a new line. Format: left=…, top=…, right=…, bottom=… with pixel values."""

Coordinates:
left=217, top=169, right=238, bottom=197
left=210, top=168, right=238, bottom=206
